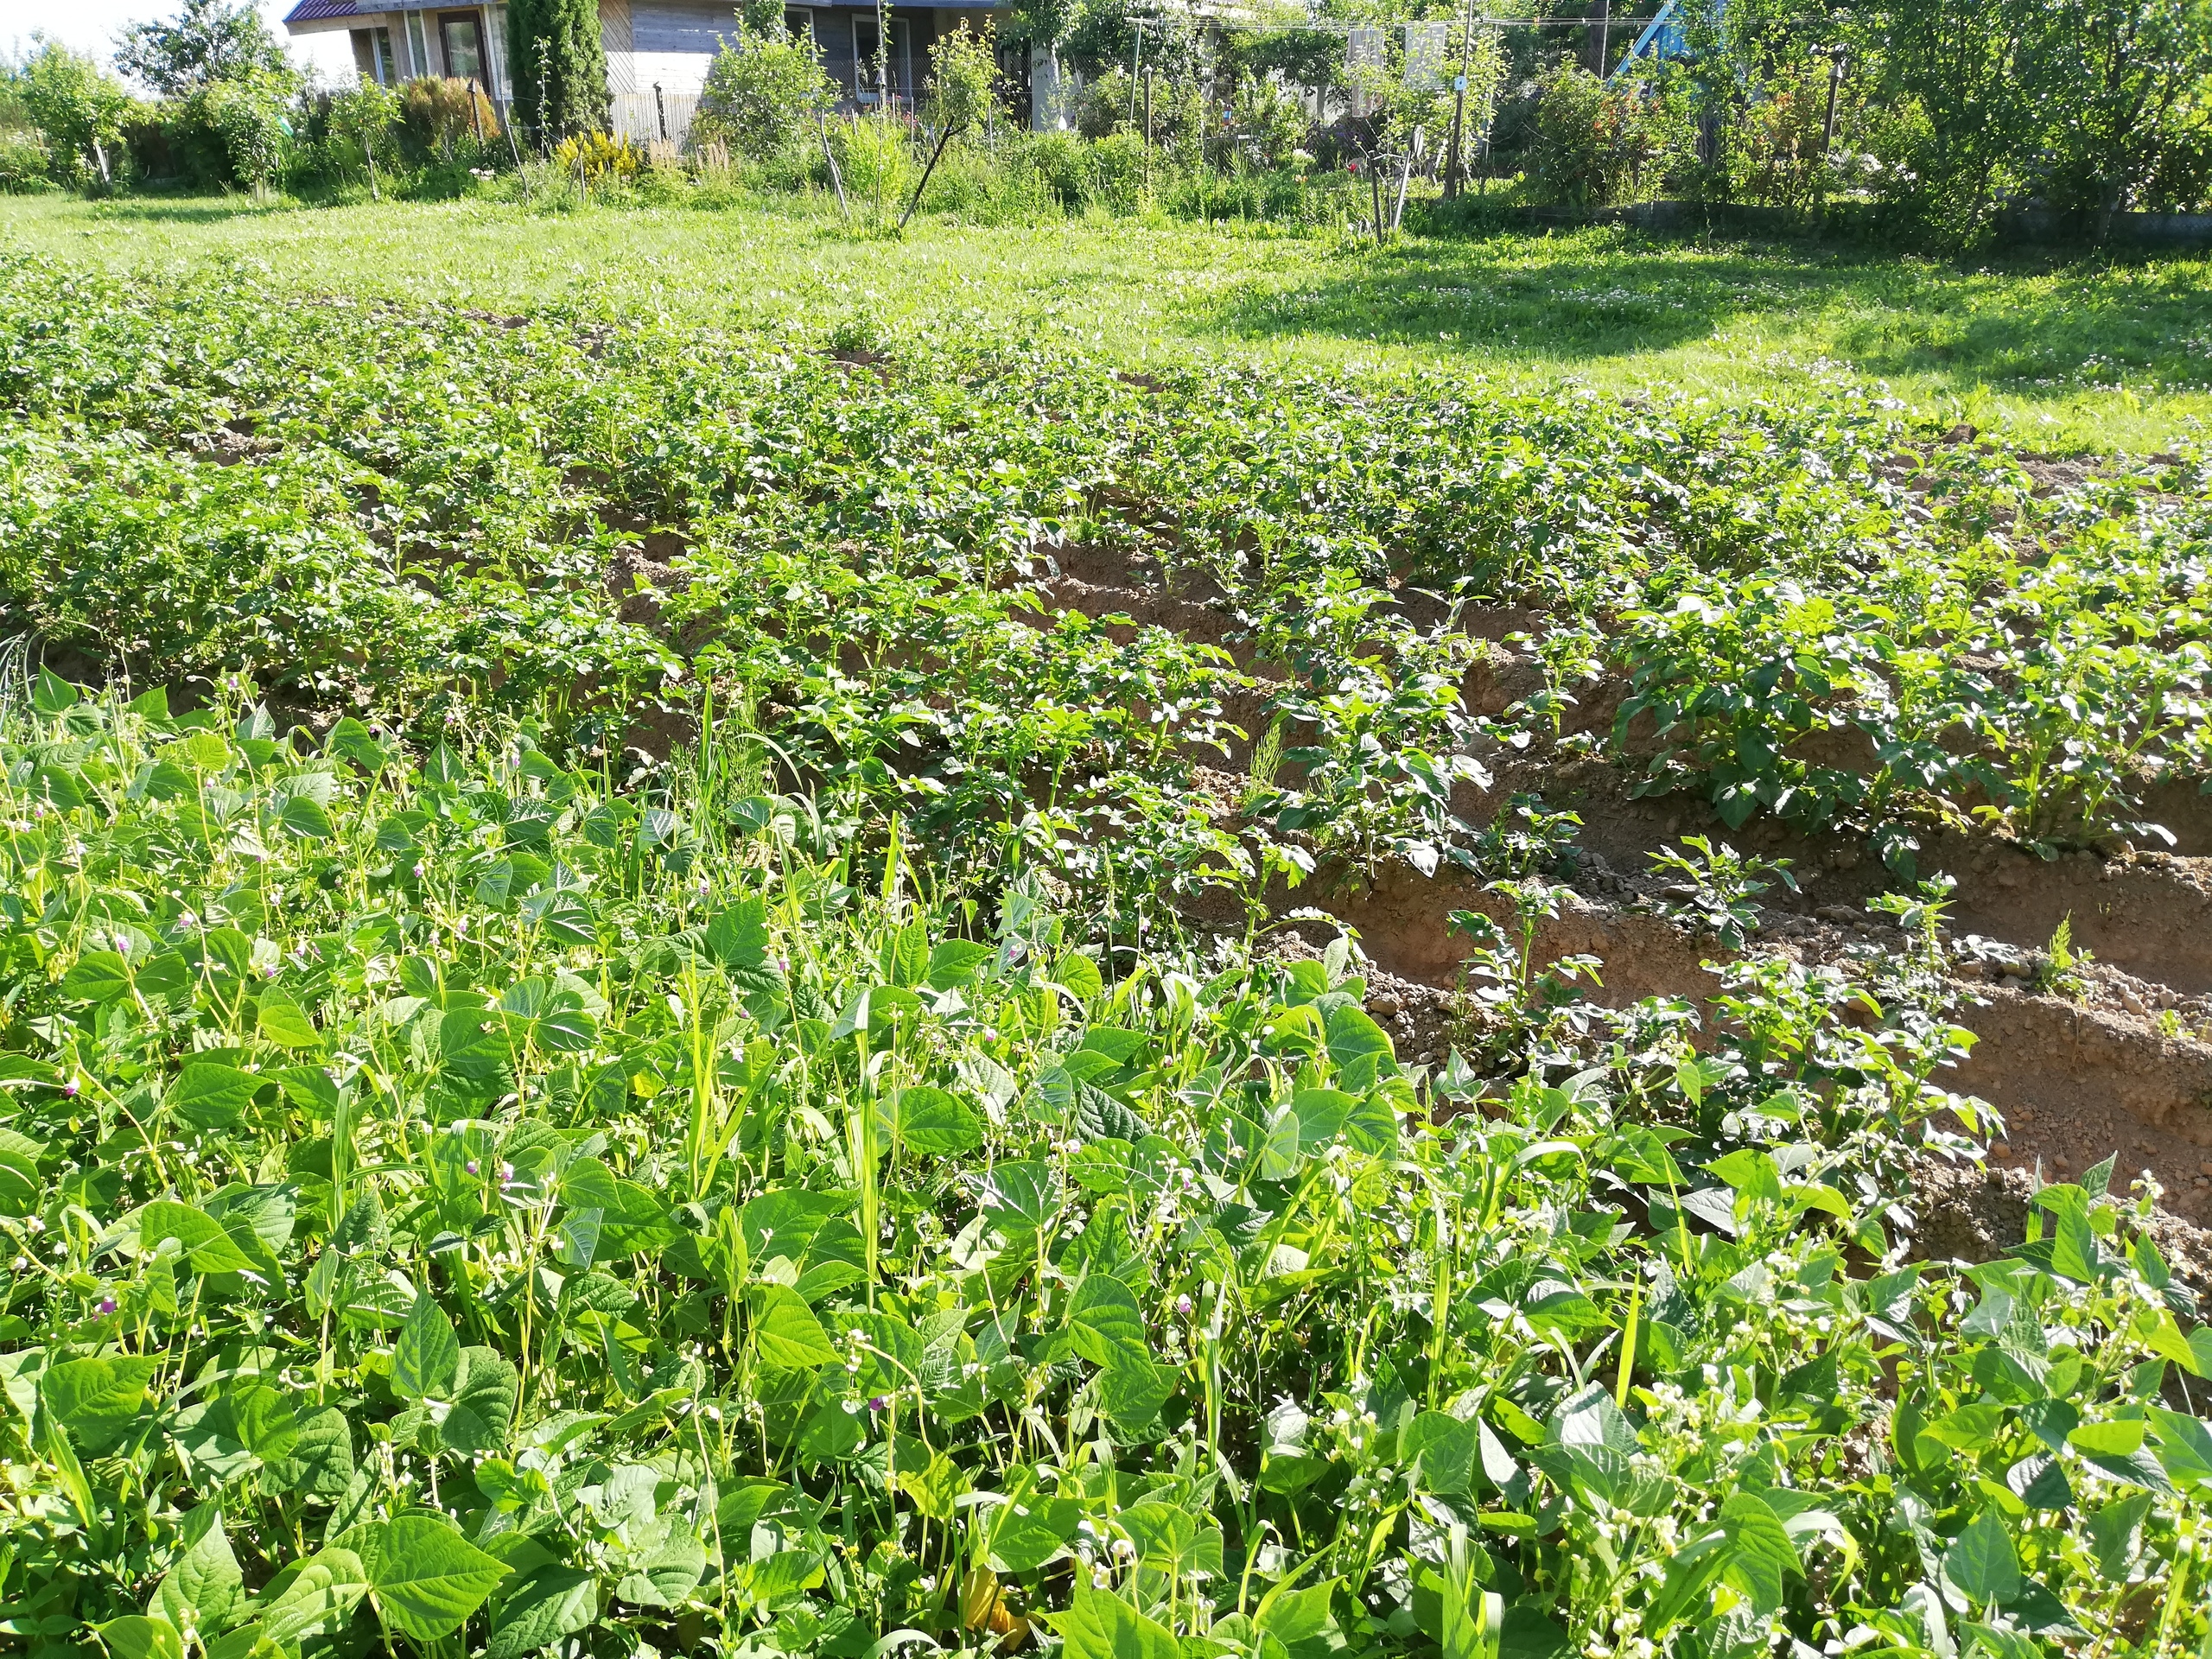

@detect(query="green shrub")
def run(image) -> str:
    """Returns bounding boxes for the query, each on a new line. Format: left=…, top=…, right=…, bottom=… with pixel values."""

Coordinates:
left=825, top=112, right=915, bottom=213
left=0, top=128, right=51, bottom=192
left=18, top=39, right=132, bottom=189
left=696, top=22, right=834, bottom=163
left=1086, top=128, right=1149, bottom=210
left=910, top=136, right=1061, bottom=223
left=1020, top=125, right=1087, bottom=202
left=322, top=79, right=401, bottom=181
left=172, top=66, right=294, bottom=191
left=1077, top=65, right=1133, bottom=137
left=1525, top=58, right=1687, bottom=207
left=1226, top=74, right=1308, bottom=169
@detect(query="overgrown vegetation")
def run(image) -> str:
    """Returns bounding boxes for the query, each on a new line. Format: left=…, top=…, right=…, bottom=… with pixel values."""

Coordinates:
left=10, top=0, right=2212, bottom=246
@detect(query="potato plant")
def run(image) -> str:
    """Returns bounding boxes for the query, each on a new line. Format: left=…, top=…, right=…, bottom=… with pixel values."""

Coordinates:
left=3, top=257, right=2208, bottom=889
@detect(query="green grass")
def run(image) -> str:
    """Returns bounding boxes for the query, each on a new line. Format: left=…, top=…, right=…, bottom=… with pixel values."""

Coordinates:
left=7, top=189, right=2211, bottom=451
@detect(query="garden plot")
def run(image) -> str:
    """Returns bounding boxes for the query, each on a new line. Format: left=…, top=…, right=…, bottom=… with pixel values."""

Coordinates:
left=11, top=258, right=2212, bottom=1659
left=1031, top=528, right=2212, bottom=1224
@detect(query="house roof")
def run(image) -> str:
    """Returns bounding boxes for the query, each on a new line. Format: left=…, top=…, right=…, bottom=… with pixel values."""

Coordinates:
left=287, top=0, right=1009, bottom=28
left=283, top=0, right=446, bottom=21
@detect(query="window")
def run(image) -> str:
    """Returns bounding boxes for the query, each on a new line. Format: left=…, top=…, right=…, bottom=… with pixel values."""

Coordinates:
left=853, top=16, right=912, bottom=106
left=440, top=13, right=484, bottom=83
left=405, top=10, right=431, bottom=78
left=374, top=27, right=397, bottom=84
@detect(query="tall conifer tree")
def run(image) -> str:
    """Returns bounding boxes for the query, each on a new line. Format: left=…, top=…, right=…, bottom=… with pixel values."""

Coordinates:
left=508, top=0, right=610, bottom=150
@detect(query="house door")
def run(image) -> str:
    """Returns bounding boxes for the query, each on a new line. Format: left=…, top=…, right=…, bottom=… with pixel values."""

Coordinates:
left=440, top=11, right=486, bottom=82
left=853, top=16, right=912, bottom=108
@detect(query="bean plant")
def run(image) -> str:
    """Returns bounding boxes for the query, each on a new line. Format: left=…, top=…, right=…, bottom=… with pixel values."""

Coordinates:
left=3, top=677, right=2211, bottom=1659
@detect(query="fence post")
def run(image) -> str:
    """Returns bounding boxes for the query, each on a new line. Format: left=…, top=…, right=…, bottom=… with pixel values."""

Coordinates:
left=656, top=82, right=669, bottom=143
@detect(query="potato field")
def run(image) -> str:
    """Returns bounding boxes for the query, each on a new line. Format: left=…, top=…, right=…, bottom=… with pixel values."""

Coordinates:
left=4, top=251, right=2212, bottom=1659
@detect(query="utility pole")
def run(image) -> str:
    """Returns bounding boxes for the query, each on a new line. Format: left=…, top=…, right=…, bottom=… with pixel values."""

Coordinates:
left=1443, top=0, right=1474, bottom=200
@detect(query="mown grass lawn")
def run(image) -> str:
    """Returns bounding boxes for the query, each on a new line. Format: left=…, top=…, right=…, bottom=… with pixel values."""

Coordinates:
left=6, top=188, right=2209, bottom=451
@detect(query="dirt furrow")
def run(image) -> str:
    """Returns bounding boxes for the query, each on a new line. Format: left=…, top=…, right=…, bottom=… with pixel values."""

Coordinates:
left=1035, top=550, right=2212, bottom=1235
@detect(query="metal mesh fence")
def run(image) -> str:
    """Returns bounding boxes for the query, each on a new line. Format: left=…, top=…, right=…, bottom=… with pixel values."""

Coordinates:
left=610, top=90, right=703, bottom=148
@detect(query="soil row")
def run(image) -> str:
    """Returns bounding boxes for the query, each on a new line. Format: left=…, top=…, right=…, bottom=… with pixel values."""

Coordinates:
left=1037, top=546, right=2212, bottom=1234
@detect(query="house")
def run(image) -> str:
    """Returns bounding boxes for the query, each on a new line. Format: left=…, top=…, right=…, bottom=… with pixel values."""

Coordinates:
left=283, top=0, right=1039, bottom=142
left=282, top=1, right=511, bottom=97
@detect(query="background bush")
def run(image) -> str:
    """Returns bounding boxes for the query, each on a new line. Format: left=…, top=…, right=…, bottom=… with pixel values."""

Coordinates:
left=16, top=41, right=134, bottom=190
left=695, top=19, right=834, bottom=163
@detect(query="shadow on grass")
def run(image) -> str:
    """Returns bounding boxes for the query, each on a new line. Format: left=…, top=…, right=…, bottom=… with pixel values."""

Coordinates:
left=84, top=196, right=305, bottom=226
left=1185, top=227, right=2212, bottom=393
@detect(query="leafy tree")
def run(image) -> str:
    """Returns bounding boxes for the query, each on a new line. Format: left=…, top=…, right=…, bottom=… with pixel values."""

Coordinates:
left=1061, top=0, right=1141, bottom=79
left=925, top=22, right=1001, bottom=135
left=1007, top=0, right=1078, bottom=48
left=19, top=38, right=132, bottom=188
left=2027, top=0, right=2212, bottom=233
left=695, top=18, right=832, bottom=162
left=115, top=0, right=289, bottom=96
left=325, top=78, right=401, bottom=182
left=506, top=0, right=610, bottom=149
left=1877, top=0, right=2037, bottom=235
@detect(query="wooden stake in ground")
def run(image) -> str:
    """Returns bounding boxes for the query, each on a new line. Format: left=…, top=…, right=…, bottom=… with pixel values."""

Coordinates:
left=1142, top=67, right=1153, bottom=196
left=1444, top=0, right=1473, bottom=200
left=819, top=111, right=850, bottom=220
left=900, top=120, right=966, bottom=229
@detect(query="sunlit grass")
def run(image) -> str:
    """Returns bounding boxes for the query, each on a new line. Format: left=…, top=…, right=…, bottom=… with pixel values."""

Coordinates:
left=6, top=188, right=2209, bottom=450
